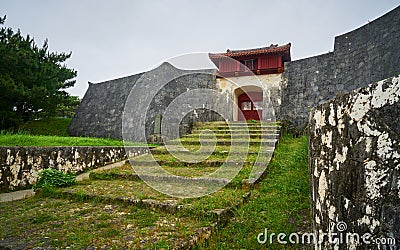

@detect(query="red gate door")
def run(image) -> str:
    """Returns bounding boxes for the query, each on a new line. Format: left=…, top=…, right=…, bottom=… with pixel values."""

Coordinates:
left=238, top=92, right=263, bottom=121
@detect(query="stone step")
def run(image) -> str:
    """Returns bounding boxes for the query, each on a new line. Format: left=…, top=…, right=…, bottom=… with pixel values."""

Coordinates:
left=89, top=168, right=270, bottom=191
left=58, top=180, right=251, bottom=217
left=86, top=172, right=237, bottom=197
left=167, top=139, right=278, bottom=147
left=60, top=189, right=180, bottom=213
left=89, top=171, right=141, bottom=181
left=131, top=159, right=232, bottom=167
left=194, top=121, right=279, bottom=126
left=191, top=128, right=280, bottom=134
left=90, top=171, right=230, bottom=186
left=150, top=146, right=275, bottom=156
left=130, top=156, right=272, bottom=167
left=139, top=174, right=230, bottom=185
left=123, top=164, right=269, bottom=183
left=184, top=133, right=280, bottom=139
left=131, top=147, right=271, bottom=161
left=156, top=147, right=275, bottom=156
left=194, top=125, right=281, bottom=130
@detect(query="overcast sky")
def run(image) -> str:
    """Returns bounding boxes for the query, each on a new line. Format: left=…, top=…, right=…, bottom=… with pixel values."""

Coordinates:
left=1, top=1, right=399, bottom=97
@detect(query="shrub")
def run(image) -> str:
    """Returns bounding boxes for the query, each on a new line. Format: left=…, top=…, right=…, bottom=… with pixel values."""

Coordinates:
left=33, top=168, right=76, bottom=191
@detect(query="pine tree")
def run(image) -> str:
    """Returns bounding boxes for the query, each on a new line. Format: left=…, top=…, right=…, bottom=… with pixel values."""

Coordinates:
left=0, top=15, right=77, bottom=130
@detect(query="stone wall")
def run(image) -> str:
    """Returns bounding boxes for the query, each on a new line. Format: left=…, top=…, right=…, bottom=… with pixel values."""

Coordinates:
left=70, top=63, right=222, bottom=142
left=281, top=6, right=400, bottom=131
left=143, top=66, right=222, bottom=141
left=308, top=75, right=400, bottom=249
left=0, top=146, right=150, bottom=192
left=68, top=73, right=143, bottom=139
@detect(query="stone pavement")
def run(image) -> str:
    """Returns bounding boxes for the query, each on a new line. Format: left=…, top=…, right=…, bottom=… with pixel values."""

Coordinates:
left=0, top=189, right=35, bottom=202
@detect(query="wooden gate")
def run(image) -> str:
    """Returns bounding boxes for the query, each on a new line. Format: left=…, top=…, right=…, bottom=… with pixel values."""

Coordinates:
left=238, top=92, right=262, bottom=121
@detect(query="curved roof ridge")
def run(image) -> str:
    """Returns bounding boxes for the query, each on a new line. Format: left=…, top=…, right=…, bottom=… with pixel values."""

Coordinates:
left=209, top=43, right=291, bottom=59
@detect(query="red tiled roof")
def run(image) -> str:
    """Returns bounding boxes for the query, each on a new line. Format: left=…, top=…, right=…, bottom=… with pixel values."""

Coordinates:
left=209, top=43, right=291, bottom=59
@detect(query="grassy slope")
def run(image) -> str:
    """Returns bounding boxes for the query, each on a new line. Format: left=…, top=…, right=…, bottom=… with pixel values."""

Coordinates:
left=0, top=133, right=128, bottom=146
left=1, top=118, right=151, bottom=146
left=20, top=118, right=72, bottom=136
left=196, top=134, right=310, bottom=249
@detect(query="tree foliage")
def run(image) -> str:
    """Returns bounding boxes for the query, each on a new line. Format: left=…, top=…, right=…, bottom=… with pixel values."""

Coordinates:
left=55, top=95, right=81, bottom=118
left=0, top=15, right=77, bottom=129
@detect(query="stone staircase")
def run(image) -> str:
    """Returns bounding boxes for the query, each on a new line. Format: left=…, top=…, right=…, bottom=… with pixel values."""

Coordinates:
left=53, top=121, right=281, bottom=248
left=132, top=121, right=280, bottom=189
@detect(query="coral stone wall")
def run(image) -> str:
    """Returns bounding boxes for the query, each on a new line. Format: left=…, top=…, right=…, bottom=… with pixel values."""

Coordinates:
left=281, top=6, right=400, bottom=130
left=0, top=146, right=150, bottom=192
left=68, top=73, right=143, bottom=139
left=308, top=75, right=400, bottom=249
left=142, top=65, right=222, bottom=141
left=69, top=63, right=222, bottom=142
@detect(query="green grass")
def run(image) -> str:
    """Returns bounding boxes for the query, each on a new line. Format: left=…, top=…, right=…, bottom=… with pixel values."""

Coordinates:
left=1, top=117, right=155, bottom=146
left=0, top=197, right=208, bottom=249
left=58, top=179, right=171, bottom=200
left=0, top=131, right=156, bottom=146
left=20, top=117, right=72, bottom=136
left=0, top=132, right=131, bottom=146
left=195, top=134, right=310, bottom=249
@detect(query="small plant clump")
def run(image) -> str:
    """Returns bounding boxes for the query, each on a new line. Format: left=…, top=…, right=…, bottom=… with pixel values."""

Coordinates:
left=33, top=168, right=77, bottom=191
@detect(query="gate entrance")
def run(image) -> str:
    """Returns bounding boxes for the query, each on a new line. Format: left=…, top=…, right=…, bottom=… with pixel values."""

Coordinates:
left=238, top=91, right=262, bottom=121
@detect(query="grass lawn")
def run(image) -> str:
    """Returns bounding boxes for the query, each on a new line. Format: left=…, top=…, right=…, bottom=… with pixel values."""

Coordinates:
left=195, top=135, right=310, bottom=249
left=0, top=118, right=154, bottom=146
left=0, top=197, right=211, bottom=249
left=0, top=133, right=150, bottom=147
left=20, top=118, right=72, bottom=136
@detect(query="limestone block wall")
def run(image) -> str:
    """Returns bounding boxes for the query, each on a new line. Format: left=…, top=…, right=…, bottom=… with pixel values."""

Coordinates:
left=143, top=67, right=222, bottom=141
left=309, top=75, right=400, bottom=249
left=68, top=73, right=143, bottom=139
left=121, top=62, right=225, bottom=142
left=281, top=6, right=400, bottom=131
left=0, top=146, right=150, bottom=192
left=69, top=63, right=222, bottom=142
